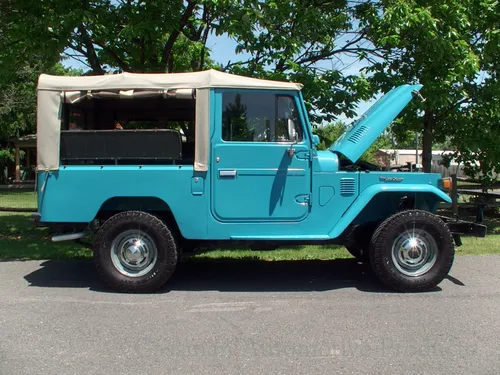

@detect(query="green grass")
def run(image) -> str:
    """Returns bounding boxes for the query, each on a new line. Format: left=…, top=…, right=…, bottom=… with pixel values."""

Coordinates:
left=0, top=212, right=499, bottom=261
left=0, top=190, right=37, bottom=210
left=0, top=237, right=93, bottom=260
left=0, top=212, right=92, bottom=260
left=456, top=236, right=500, bottom=256
left=190, top=245, right=350, bottom=261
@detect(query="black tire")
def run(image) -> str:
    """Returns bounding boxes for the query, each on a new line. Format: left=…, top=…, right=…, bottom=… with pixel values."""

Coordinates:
left=93, top=211, right=178, bottom=293
left=345, top=245, right=370, bottom=263
left=370, top=209, right=454, bottom=292
left=344, top=223, right=378, bottom=263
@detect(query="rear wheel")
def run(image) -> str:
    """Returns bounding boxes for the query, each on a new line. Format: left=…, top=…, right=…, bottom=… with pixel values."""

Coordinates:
left=93, top=211, right=178, bottom=293
left=370, top=210, right=454, bottom=292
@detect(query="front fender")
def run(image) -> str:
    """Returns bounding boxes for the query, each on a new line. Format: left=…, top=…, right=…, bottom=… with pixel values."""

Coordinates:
left=328, top=184, right=451, bottom=239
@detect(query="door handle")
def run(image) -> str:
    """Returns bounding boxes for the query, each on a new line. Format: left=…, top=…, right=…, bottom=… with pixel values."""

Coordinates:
left=219, top=170, right=237, bottom=178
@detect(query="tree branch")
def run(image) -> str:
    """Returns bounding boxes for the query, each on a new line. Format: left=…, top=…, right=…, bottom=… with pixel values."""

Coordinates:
left=292, top=30, right=373, bottom=67
left=77, top=24, right=105, bottom=74
left=91, top=39, right=132, bottom=72
left=198, top=10, right=211, bottom=71
left=160, top=0, right=197, bottom=72
left=276, top=17, right=298, bottom=73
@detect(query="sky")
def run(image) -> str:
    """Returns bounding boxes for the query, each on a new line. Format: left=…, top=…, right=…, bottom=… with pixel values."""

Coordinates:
left=62, top=32, right=379, bottom=125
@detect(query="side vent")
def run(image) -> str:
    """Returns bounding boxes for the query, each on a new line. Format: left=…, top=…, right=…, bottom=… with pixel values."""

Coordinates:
left=347, top=125, right=370, bottom=144
left=340, top=178, right=356, bottom=196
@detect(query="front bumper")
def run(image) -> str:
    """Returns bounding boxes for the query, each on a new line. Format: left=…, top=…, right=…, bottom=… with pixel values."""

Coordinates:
left=438, top=215, right=487, bottom=246
left=439, top=216, right=487, bottom=237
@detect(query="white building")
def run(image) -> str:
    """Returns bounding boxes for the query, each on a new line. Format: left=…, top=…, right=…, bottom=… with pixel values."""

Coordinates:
left=376, top=149, right=466, bottom=177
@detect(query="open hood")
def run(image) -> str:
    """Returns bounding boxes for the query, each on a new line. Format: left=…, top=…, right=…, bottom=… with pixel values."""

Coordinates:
left=330, top=84, right=423, bottom=162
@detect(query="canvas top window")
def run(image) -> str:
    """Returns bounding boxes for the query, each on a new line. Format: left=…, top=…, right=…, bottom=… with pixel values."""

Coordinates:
left=222, top=92, right=303, bottom=142
left=59, top=90, right=196, bottom=165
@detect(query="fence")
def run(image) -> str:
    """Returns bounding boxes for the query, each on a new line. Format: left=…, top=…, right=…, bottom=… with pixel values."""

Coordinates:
left=431, top=164, right=467, bottom=178
left=0, top=184, right=37, bottom=212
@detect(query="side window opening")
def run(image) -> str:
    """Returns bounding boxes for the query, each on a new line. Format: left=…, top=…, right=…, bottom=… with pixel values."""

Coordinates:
left=222, top=92, right=303, bottom=143
left=60, top=93, right=196, bottom=166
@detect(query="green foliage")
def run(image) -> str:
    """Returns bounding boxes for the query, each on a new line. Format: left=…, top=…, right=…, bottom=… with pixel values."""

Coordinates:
left=312, top=121, right=392, bottom=164
left=5, top=0, right=379, bottom=121
left=222, top=94, right=253, bottom=141
left=312, top=122, right=346, bottom=151
left=358, top=0, right=499, bottom=179
left=5, top=0, right=222, bottom=74
left=0, top=63, right=81, bottom=140
left=0, top=149, right=14, bottom=184
left=447, top=77, right=500, bottom=184
left=220, top=0, right=375, bottom=122
left=1, top=0, right=498, bottom=182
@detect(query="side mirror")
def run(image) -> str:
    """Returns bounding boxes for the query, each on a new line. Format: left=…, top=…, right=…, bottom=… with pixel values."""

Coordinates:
left=312, top=134, right=320, bottom=146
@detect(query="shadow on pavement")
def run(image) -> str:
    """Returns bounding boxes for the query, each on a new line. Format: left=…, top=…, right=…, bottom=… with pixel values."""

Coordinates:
left=23, top=258, right=444, bottom=294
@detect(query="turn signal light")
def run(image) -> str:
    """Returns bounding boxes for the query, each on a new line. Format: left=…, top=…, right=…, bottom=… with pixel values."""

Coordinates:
left=440, top=177, right=453, bottom=191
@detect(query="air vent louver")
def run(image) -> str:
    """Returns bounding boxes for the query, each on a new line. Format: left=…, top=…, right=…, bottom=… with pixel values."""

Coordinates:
left=347, top=125, right=370, bottom=144
left=340, top=178, right=356, bottom=196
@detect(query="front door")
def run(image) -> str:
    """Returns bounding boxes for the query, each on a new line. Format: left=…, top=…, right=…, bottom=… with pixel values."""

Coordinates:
left=211, top=89, right=311, bottom=222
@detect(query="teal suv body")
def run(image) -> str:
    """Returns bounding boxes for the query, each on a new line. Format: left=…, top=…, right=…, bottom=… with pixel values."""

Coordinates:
left=34, top=70, right=486, bottom=293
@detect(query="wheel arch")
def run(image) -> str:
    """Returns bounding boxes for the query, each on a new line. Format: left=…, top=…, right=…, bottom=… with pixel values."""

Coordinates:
left=331, top=185, right=451, bottom=239
left=94, top=196, right=183, bottom=239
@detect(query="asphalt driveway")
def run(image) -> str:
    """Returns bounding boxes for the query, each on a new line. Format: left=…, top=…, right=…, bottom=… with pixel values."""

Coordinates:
left=1, top=255, right=499, bottom=375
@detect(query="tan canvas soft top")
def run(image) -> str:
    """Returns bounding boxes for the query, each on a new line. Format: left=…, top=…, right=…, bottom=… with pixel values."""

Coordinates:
left=37, top=69, right=303, bottom=91
left=36, top=69, right=302, bottom=172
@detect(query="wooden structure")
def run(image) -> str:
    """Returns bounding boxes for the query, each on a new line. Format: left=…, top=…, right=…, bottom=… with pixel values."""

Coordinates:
left=8, top=134, right=36, bottom=182
left=450, top=175, right=500, bottom=224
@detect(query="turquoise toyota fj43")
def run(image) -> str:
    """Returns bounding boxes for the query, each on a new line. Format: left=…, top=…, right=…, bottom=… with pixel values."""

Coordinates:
left=33, top=69, right=486, bottom=293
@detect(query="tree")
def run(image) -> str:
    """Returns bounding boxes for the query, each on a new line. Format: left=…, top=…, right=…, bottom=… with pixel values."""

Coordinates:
left=5, top=0, right=498, bottom=182
left=445, top=75, right=500, bottom=183
left=357, top=0, right=499, bottom=178
left=5, top=0, right=222, bottom=74
left=0, top=63, right=81, bottom=140
left=222, top=94, right=251, bottom=141
left=313, top=122, right=346, bottom=150
left=220, top=0, right=376, bottom=122
left=4, top=0, right=381, bottom=122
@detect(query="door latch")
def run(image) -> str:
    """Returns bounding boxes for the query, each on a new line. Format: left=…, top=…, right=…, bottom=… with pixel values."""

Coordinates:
left=295, top=194, right=311, bottom=205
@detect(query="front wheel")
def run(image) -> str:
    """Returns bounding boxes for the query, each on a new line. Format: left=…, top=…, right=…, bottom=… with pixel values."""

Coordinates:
left=93, top=211, right=178, bottom=293
left=370, top=210, right=454, bottom=292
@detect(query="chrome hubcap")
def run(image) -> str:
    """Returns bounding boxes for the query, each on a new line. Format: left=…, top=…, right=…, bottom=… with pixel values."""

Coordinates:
left=391, top=229, right=437, bottom=277
left=110, top=230, right=158, bottom=277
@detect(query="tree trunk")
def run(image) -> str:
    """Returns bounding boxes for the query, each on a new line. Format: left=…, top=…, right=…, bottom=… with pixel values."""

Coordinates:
left=422, top=110, right=434, bottom=173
